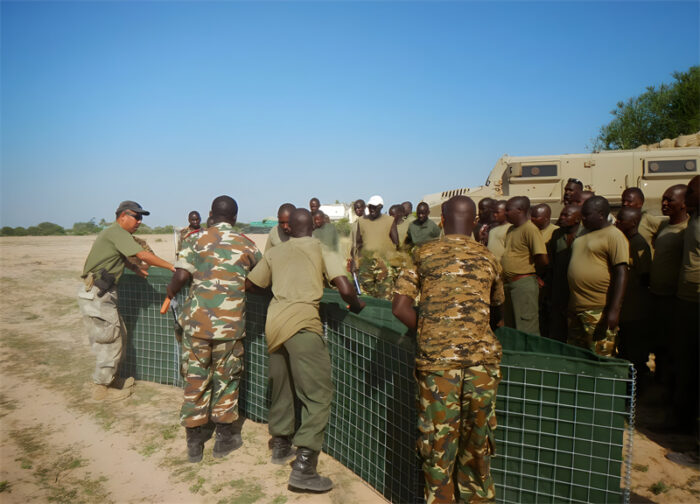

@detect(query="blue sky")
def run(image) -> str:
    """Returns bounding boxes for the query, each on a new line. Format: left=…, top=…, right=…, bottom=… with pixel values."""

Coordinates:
left=1, top=1, right=698, bottom=227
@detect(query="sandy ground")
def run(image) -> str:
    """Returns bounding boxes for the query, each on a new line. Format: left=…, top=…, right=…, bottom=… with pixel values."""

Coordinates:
left=0, top=234, right=385, bottom=504
left=0, top=234, right=698, bottom=503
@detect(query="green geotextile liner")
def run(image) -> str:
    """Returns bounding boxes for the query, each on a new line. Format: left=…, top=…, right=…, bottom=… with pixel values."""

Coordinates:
left=118, top=270, right=634, bottom=504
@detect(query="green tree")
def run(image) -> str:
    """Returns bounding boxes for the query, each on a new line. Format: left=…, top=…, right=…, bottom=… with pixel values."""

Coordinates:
left=594, top=66, right=700, bottom=150
left=334, top=218, right=351, bottom=236
left=71, top=219, right=102, bottom=235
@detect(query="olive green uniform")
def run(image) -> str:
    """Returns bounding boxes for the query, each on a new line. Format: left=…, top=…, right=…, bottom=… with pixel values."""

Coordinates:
left=638, top=211, right=667, bottom=256
left=312, top=222, right=339, bottom=252
left=264, top=225, right=289, bottom=253
left=408, top=218, right=442, bottom=247
left=78, top=223, right=143, bottom=385
left=501, top=221, right=546, bottom=335
left=394, top=235, right=505, bottom=504
left=567, top=225, right=628, bottom=356
left=486, top=223, right=511, bottom=262
left=248, top=236, right=345, bottom=451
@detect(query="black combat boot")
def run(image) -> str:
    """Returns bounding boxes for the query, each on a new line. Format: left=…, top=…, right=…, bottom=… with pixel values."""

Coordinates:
left=288, top=447, right=333, bottom=492
left=185, top=426, right=204, bottom=463
left=212, top=422, right=242, bottom=458
left=270, top=436, right=295, bottom=465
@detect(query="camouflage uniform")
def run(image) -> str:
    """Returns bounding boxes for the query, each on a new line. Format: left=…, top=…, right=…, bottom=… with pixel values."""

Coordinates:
left=394, top=235, right=505, bottom=503
left=357, top=251, right=396, bottom=300
left=175, top=223, right=261, bottom=428
left=567, top=308, right=618, bottom=357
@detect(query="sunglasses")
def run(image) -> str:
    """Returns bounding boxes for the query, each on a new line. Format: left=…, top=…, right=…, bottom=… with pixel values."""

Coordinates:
left=125, top=211, right=143, bottom=221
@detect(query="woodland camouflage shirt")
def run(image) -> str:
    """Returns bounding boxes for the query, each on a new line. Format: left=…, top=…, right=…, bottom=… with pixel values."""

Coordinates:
left=175, top=223, right=261, bottom=341
left=394, top=234, right=505, bottom=371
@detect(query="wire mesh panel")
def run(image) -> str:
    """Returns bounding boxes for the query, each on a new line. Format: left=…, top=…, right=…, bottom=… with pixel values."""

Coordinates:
left=118, top=271, right=634, bottom=504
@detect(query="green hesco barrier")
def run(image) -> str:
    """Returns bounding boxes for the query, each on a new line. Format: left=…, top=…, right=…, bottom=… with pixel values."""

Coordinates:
left=118, top=270, right=634, bottom=504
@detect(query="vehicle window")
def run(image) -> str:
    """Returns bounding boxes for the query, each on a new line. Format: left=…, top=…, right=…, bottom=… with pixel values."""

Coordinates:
left=645, top=159, right=697, bottom=174
left=516, top=164, right=558, bottom=177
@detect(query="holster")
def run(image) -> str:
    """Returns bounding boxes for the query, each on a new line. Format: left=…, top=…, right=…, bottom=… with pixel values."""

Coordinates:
left=93, top=269, right=116, bottom=297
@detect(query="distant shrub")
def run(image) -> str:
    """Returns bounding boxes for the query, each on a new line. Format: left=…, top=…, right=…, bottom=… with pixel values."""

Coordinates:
left=71, top=219, right=102, bottom=235
left=334, top=218, right=351, bottom=237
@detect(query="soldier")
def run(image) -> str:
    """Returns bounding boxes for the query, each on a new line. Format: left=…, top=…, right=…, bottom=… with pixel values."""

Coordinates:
left=649, top=184, right=689, bottom=389
left=166, top=196, right=261, bottom=463
left=546, top=205, right=582, bottom=341
left=79, top=201, right=175, bottom=401
left=356, top=195, right=399, bottom=299
left=349, top=199, right=366, bottom=270
left=474, top=197, right=495, bottom=244
left=176, top=210, right=203, bottom=257
left=392, top=195, right=504, bottom=504
left=389, top=204, right=410, bottom=248
left=575, top=190, right=595, bottom=206
left=264, top=203, right=296, bottom=253
left=406, top=202, right=441, bottom=247
left=245, top=209, right=364, bottom=492
left=563, top=178, right=583, bottom=205
left=567, top=196, right=628, bottom=356
left=621, top=187, right=667, bottom=255
left=309, top=197, right=320, bottom=213
left=311, top=210, right=339, bottom=252
left=402, top=201, right=413, bottom=219
left=501, top=196, right=548, bottom=335
left=614, top=207, right=652, bottom=380
left=530, top=204, right=558, bottom=246
left=673, top=175, right=699, bottom=432
left=486, top=200, right=510, bottom=261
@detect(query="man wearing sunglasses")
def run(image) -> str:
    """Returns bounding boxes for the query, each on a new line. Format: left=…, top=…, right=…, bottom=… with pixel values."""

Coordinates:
left=79, top=200, right=175, bottom=402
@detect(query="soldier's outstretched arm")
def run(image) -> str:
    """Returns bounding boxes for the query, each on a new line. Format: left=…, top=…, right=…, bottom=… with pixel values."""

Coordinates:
left=136, top=250, right=176, bottom=272
left=166, top=268, right=192, bottom=299
left=392, top=294, right=416, bottom=330
left=332, top=275, right=365, bottom=313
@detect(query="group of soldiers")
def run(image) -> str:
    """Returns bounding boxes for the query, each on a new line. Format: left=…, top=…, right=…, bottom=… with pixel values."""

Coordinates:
left=78, top=173, right=698, bottom=503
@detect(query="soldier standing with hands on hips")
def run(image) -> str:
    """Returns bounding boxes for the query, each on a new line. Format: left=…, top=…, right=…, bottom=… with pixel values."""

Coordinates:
left=79, top=201, right=175, bottom=402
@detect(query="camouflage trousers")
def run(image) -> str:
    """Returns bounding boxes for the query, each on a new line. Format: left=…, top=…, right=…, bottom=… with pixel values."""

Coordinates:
left=417, top=364, right=501, bottom=504
left=77, top=285, right=125, bottom=385
left=567, top=308, right=618, bottom=357
left=357, top=256, right=397, bottom=300
left=180, top=336, right=244, bottom=428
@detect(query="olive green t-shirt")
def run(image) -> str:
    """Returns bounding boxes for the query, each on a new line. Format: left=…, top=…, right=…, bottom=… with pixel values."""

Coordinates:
left=247, top=236, right=346, bottom=352
left=638, top=211, right=667, bottom=256
left=677, top=213, right=699, bottom=303
left=358, top=214, right=395, bottom=255
left=650, top=217, right=689, bottom=296
left=312, top=222, right=339, bottom=252
left=487, top=223, right=511, bottom=261
left=407, top=219, right=441, bottom=246
left=501, top=221, right=547, bottom=279
left=264, top=225, right=290, bottom=253
left=567, top=225, right=629, bottom=311
left=539, top=223, right=559, bottom=246
left=81, top=223, right=144, bottom=284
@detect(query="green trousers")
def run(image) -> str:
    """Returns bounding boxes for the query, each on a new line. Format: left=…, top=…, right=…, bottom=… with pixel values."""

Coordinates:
left=503, top=276, right=540, bottom=336
left=268, top=330, right=333, bottom=451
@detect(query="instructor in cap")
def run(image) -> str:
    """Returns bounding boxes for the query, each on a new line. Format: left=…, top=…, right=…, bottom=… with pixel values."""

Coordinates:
left=78, top=201, right=175, bottom=401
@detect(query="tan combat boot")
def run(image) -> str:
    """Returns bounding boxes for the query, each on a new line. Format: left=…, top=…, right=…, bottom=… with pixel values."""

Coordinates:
left=92, top=384, right=109, bottom=401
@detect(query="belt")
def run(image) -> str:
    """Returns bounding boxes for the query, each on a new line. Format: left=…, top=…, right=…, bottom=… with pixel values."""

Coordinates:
left=506, top=273, right=536, bottom=283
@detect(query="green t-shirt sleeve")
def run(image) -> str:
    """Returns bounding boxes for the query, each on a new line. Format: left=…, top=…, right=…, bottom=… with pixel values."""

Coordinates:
left=528, top=224, right=547, bottom=256
left=610, top=229, right=630, bottom=266
left=112, top=227, right=144, bottom=258
left=429, top=220, right=441, bottom=238
left=248, top=254, right=272, bottom=288
left=321, top=249, right=346, bottom=282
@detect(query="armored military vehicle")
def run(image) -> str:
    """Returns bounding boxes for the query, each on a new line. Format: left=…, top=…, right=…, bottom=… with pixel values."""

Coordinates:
left=423, top=133, right=700, bottom=217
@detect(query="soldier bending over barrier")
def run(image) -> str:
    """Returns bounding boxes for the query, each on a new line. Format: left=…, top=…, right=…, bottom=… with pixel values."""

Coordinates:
left=393, top=195, right=505, bottom=503
left=246, top=208, right=365, bottom=492
left=166, top=196, right=261, bottom=462
left=79, top=200, right=175, bottom=401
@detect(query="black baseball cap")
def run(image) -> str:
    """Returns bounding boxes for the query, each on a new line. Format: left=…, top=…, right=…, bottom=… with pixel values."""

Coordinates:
left=115, top=200, right=150, bottom=216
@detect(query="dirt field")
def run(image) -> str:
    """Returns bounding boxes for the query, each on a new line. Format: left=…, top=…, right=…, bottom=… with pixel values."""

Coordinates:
left=0, top=234, right=698, bottom=503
